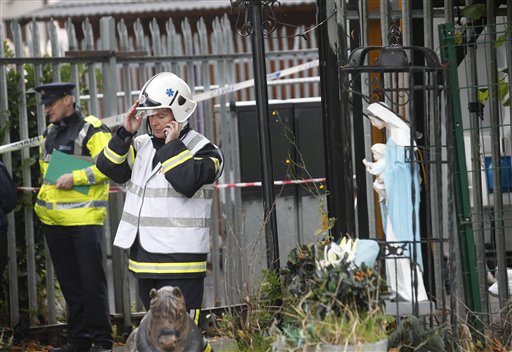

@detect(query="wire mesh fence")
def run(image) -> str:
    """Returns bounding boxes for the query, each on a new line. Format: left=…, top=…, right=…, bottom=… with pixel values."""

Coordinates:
left=440, top=20, right=512, bottom=335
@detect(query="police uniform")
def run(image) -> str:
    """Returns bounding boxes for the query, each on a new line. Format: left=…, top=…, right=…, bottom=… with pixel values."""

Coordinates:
left=96, top=124, right=223, bottom=322
left=34, top=83, right=113, bottom=352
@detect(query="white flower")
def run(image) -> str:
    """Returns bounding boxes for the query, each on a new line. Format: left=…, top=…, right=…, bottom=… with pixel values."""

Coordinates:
left=316, top=238, right=360, bottom=274
left=324, top=242, right=344, bottom=266
left=339, top=237, right=359, bottom=264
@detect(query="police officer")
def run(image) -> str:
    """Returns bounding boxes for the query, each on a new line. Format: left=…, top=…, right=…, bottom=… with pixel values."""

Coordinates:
left=96, top=72, right=223, bottom=352
left=34, top=83, right=113, bottom=352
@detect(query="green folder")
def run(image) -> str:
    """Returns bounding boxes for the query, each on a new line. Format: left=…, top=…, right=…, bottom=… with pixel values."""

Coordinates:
left=44, top=150, right=93, bottom=195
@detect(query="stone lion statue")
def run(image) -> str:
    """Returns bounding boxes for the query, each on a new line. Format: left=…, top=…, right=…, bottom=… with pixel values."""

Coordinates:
left=125, top=286, right=203, bottom=352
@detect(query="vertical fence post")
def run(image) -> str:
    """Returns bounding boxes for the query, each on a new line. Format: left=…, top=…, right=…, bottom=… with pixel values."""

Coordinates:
left=12, top=20, right=38, bottom=326
left=248, top=0, right=280, bottom=272
left=439, top=22, right=483, bottom=330
left=317, top=0, right=355, bottom=238
left=116, top=17, right=134, bottom=330
left=66, top=19, right=80, bottom=95
left=31, top=19, right=57, bottom=327
left=100, top=16, right=129, bottom=327
left=0, top=23, right=20, bottom=328
left=83, top=18, right=100, bottom=117
left=100, top=17, right=118, bottom=118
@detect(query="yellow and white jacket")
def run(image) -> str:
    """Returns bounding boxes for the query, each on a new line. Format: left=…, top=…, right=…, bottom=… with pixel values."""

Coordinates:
left=35, top=111, right=111, bottom=226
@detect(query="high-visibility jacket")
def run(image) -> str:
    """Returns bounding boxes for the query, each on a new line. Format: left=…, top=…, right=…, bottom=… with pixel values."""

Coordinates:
left=97, top=126, right=223, bottom=278
left=34, top=111, right=112, bottom=226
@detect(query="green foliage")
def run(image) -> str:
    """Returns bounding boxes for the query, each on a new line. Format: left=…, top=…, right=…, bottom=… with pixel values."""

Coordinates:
left=495, top=34, right=506, bottom=48
left=214, top=270, right=279, bottom=351
left=282, top=239, right=387, bottom=314
left=281, top=241, right=317, bottom=298
left=0, top=327, right=14, bottom=351
left=274, top=238, right=391, bottom=349
left=461, top=4, right=486, bottom=21
left=259, top=269, right=281, bottom=306
left=388, top=316, right=447, bottom=352
left=279, top=306, right=391, bottom=348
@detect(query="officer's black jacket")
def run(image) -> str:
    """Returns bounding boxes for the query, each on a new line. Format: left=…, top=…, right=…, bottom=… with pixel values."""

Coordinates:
left=43, top=108, right=111, bottom=157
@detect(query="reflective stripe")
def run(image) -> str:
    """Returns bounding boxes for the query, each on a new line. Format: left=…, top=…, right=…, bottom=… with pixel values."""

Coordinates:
left=127, top=148, right=135, bottom=168
left=126, top=181, right=213, bottom=199
left=37, top=199, right=107, bottom=210
left=203, top=342, right=212, bottom=352
left=128, top=259, right=207, bottom=274
left=75, top=122, right=89, bottom=155
left=36, top=199, right=53, bottom=209
left=161, top=150, right=192, bottom=172
left=121, top=211, right=209, bottom=228
left=104, top=145, right=127, bottom=164
left=210, top=157, right=220, bottom=172
left=41, top=125, right=55, bottom=162
left=190, top=309, right=200, bottom=325
left=85, top=167, right=96, bottom=184
left=186, top=133, right=205, bottom=152
left=181, top=130, right=210, bottom=155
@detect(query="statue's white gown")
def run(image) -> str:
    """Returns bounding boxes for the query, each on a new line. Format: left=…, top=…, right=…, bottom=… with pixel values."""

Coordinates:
left=384, top=138, right=428, bottom=301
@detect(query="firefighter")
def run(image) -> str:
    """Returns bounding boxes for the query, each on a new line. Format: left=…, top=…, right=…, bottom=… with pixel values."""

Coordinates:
left=34, top=83, right=113, bottom=352
left=96, top=72, right=223, bottom=352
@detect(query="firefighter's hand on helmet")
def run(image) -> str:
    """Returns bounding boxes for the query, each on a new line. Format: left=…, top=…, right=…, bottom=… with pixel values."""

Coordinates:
left=56, top=173, right=74, bottom=190
left=124, top=100, right=143, bottom=134
left=164, top=121, right=182, bottom=144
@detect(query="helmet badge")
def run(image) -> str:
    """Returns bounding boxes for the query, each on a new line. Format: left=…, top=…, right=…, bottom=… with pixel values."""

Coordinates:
left=166, top=88, right=175, bottom=97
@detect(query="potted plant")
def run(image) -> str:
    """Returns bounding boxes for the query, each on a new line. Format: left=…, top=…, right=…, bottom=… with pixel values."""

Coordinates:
left=271, top=237, right=392, bottom=351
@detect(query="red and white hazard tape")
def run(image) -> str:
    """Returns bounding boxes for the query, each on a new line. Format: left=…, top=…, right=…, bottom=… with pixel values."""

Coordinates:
left=17, top=178, right=326, bottom=193
left=214, top=177, right=326, bottom=189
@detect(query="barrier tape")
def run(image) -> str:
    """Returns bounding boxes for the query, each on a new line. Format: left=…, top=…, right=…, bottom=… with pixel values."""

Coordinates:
left=192, top=59, right=320, bottom=103
left=0, top=136, right=43, bottom=154
left=214, top=177, right=326, bottom=189
left=16, top=177, right=326, bottom=193
left=0, top=59, right=319, bottom=155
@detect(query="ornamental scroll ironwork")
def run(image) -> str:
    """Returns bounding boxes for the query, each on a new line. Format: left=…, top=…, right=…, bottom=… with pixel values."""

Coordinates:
left=388, top=17, right=403, bottom=47
left=230, top=0, right=281, bottom=37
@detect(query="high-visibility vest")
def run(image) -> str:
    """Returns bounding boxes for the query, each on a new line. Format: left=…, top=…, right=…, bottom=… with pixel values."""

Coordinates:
left=113, top=130, right=216, bottom=255
left=34, top=115, right=111, bottom=226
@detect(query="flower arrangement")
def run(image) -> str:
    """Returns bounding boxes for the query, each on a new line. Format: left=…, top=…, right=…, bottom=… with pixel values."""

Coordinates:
left=273, top=236, right=391, bottom=350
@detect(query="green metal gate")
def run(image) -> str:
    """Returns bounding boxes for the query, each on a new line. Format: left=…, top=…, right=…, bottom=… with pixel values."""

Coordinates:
left=439, top=19, right=512, bottom=331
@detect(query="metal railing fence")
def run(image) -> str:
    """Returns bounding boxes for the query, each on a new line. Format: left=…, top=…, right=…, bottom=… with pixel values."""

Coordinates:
left=0, top=14, right=320, bottom=330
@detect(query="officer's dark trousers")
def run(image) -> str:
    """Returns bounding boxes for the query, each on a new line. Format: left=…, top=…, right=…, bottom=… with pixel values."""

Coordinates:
left=44, top=224, right=112, bottom=349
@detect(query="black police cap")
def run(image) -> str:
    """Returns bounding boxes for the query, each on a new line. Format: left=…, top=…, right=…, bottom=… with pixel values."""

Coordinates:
left=34, top=82, right=75, bottom=105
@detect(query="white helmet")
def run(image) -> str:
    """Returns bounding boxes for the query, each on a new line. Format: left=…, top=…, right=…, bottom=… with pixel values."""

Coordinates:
left=136, top=72, right=197, bottom=123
